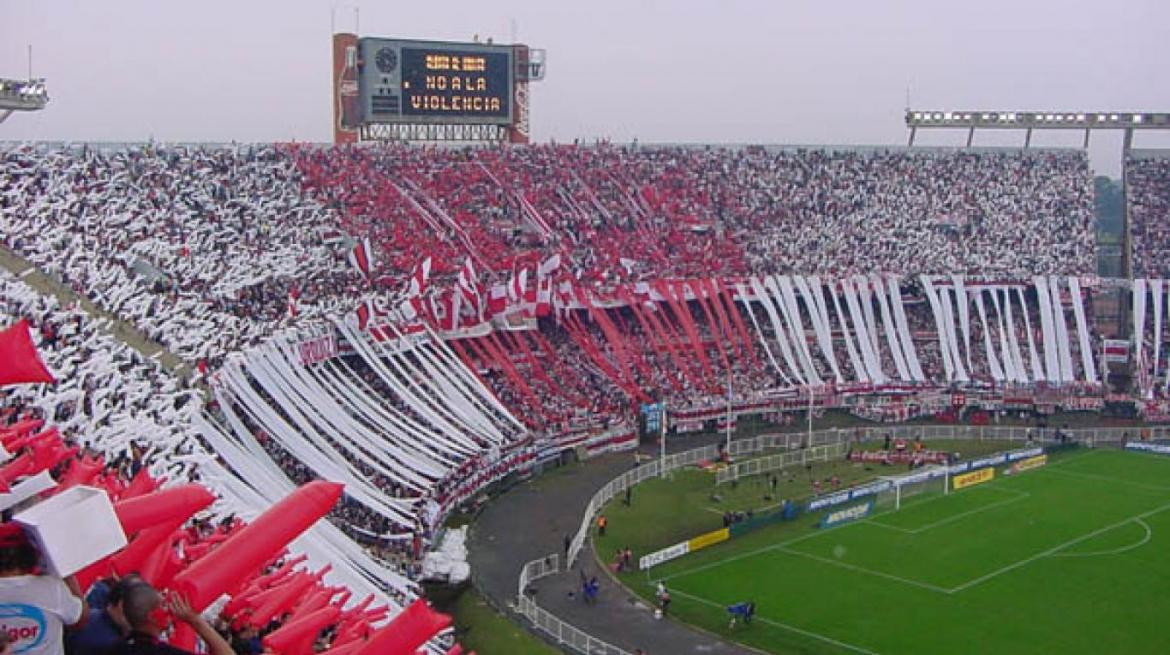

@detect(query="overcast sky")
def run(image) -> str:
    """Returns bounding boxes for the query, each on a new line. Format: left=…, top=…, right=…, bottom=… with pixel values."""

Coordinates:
left=3, top=0, right=1169, bottom=175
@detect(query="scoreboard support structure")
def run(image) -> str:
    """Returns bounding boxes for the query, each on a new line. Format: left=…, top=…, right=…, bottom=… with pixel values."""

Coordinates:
left=333, top=33, right=545, bottom=145
left=359, top=123, right=507, bottom=142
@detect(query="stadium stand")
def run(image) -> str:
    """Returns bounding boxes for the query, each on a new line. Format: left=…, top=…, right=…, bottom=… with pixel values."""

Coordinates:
left=0, top=140, right=1130, bottom=654
left=1128, top=152, right=1170, bottom=278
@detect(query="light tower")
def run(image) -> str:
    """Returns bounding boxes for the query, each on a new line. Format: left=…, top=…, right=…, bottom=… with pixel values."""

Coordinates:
left=0, top=77, right=49, bottom=124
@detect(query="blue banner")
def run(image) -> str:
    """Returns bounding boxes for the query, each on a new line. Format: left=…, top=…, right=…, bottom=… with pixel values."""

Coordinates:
left=1125, top=442, right=1170, bottom=456
left=819, top=500, right=874, bottom=528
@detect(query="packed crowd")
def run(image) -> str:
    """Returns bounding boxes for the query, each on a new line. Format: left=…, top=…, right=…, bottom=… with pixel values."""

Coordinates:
left=0, top=144, right=369, bottom=372
left=0, top=143, right=1099, bottom=373
left=292, top=144, right=1097, bottom=288
left=1128, top=154, right=1170, bottom=278
left=0, top=269, right=207, bottom=484
left=0, top=271, right=455, bottom=654
left=0, top=140, right=1119, bottom=655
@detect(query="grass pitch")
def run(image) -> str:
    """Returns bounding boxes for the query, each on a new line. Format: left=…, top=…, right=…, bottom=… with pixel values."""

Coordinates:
left=599, top=447, right=1170, bottom=654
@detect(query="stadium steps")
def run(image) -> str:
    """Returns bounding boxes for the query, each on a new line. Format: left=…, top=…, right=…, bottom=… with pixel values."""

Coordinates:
left=0, top=244, right=194, bottom=382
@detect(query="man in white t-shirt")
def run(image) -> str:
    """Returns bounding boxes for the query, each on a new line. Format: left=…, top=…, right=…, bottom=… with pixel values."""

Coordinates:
left=0, top=524, right=85, bottom=655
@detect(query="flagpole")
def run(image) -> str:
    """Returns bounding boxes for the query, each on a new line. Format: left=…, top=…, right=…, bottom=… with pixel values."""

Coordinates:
left=807, top=384, right=814, bottom=444
left=725, top=367, right=732, bottom=455
left=659, top=402, right=667, bottom=479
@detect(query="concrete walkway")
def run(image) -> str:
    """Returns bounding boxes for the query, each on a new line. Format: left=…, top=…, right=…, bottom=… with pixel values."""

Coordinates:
left=467, top=433, right=757, bottom=655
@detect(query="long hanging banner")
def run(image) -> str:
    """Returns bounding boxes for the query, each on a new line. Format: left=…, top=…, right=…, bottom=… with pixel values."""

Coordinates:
left=843, top=277, right=885, bottom=383
left=1002, top=288, right=1029, bottom=383
left=857, top=276, right=882, bottom=358
left=1049, top=276, right=1075, bottom=383
left=919, top=276, right=954, bottom=381
left=888, top=275, right=925, bottom=381
left=1034, top=276, right=1060, bottom=381
left=988, top=288, right=1019, bottom=382
left=952, top=275, right=973, bottom=371
left=1153, top=279, right=1164, bottom=381
left=749, top=277, right=805, bottom=385
left=735, top=282, right=790, bottom=386
left=795, top=276, right=843, bottom=383
left=871, top=274, right=909, bottom=381
left=1015, top=287, right=1044, bottom=382
left=938, top=286, right=969, bottom=382
left=829, top=281, right=868, bottom=383
left=1067, top=277, right=1098, bottom=383
left=973, top=292, right=1005, bottom=382
left=774, top=276, right=822, bottom=385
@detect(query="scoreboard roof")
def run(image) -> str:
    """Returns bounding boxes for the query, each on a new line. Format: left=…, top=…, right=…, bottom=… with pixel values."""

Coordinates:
left=357, top=37, right=515, bottom=126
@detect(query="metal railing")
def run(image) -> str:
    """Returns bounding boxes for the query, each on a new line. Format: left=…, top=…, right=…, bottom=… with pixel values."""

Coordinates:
left=518, top=425, right=1164, bottom=655
left=717, top=442, right=849, bottom=484
left=516, top=553, right=632, bottom=655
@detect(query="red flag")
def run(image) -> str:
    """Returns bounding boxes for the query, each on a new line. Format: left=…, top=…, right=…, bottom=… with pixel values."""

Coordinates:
left=508, top=268, right=528, bottom=303
left=354, top=302, right=371, bottom=330
left=408, top=256, right=432, bottom=298
left=0, top=320, right=56, bottom=387
left=287, top=287, right=299, bottom=319
left=346, top=238, right=373, bottom=277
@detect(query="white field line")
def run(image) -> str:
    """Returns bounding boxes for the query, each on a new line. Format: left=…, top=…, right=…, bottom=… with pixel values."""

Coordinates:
left=705, top=499, right=788, bottom=515
left=667, top=449, right=1158, bottom=597
left=1037, top=466, right=1170, bottom=493
left=1050, top=518, right=1153, bottom=558
left=660, top=523, right=839, bottom=583
left=865, top=490, right=1030, bottom=535
left=774, top=545, right=952, bottom=594
left=864, top=482, right=1023, bottom=526
left=665, top=586, right=883, bottom=655
left=947, top=499, right=1170, bottom=594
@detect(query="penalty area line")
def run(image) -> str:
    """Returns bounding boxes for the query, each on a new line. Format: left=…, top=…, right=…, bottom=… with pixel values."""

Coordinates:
left=666, top=586, right=882, bottom=655
left=948, top=498, right=1170, bottom=594
left=865, top=490, right=1030, bottom=535
left=1049, top=518, right=1153, bottom=558
left=775, top=546, right=952, bottom=595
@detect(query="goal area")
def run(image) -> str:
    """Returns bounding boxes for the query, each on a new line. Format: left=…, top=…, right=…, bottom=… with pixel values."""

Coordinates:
left=875, top=465, right=950, bottom=510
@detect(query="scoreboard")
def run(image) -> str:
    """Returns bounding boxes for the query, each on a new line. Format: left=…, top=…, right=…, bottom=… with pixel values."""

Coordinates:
left=358, top=38, right=514, bottom=125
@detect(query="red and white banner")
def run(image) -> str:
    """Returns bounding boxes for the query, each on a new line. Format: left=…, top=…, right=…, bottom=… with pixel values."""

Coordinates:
left=1104, top=339, right=1130, bottom=363
left=347, top=237, right=374, bottom=277
left=297, top=333, right=339, bottom=366
left=408, top=256, right=432, bottom=298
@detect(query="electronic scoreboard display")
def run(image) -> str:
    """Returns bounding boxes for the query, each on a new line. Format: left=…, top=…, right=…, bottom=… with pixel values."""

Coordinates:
left=358, top=38, right=514, bottom=125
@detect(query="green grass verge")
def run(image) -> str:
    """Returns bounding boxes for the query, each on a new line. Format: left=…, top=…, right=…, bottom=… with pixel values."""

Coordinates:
left=595, top=439, right=1011, bottom=561
left=427, top=584, right=561, bottom=655
left=598, top=447, right=1170, bottom=654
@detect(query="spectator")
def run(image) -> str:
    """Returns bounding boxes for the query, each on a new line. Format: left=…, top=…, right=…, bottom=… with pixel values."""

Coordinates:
left=0, top=523, right=85, bottom=655
left=113, top=585, right=233, bottom=655
left=66, top=575, right=142, bottom=655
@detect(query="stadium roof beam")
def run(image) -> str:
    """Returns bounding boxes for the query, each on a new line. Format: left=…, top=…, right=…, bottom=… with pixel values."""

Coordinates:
left=0, top=77, right=49, bottom=123
left=905, top=110, right=1170, bottom=151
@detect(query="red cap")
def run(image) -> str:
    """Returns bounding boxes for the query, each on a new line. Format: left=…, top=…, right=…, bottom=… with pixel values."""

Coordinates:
left=0, top=523, right=28, bottom=548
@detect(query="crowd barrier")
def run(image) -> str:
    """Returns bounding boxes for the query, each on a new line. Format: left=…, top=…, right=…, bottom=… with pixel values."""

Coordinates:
left=515, top=553, right=632, bottom=655
left=518, top=423, right=1170, bottom=653
left=714, top=424, right=1167, bottom=485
